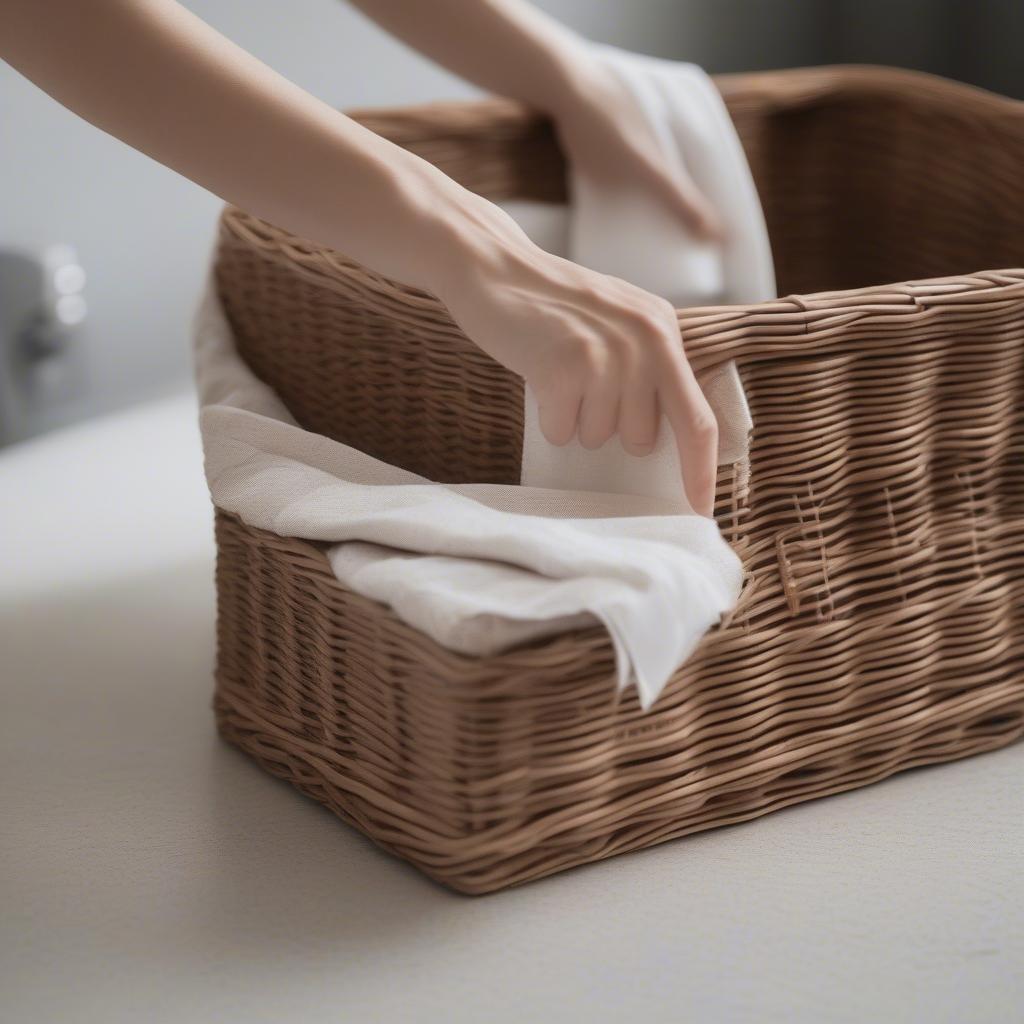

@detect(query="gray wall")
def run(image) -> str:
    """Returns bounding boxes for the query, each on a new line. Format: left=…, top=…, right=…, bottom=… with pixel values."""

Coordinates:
left=826, top=0, right=1024, bottom=100
left=2, top=1, right=1020, bottom=441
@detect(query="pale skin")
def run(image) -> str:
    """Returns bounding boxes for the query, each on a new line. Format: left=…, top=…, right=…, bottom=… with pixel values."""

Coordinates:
left=1, top=0, right=724, bottom=515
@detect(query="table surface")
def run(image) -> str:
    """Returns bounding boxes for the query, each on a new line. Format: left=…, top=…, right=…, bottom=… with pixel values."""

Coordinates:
left=2, top=393, right=1022, bottom=1024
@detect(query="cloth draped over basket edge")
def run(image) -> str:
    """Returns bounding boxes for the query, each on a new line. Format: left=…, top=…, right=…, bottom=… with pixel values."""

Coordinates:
left=193, top=46, right=776, bottom=710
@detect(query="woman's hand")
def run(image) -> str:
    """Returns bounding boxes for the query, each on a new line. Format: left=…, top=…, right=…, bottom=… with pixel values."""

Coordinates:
left=428, top=196, right=720, bottom=517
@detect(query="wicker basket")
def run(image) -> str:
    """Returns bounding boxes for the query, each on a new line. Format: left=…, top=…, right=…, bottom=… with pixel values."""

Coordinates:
left=211, top=66, right=1024, bottom=894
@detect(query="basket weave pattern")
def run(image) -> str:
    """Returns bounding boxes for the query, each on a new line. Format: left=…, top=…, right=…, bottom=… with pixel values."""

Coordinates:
left=212, top=67, right=1024, bottom=893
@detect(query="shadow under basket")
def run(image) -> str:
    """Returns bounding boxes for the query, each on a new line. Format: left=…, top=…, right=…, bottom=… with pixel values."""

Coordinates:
left=212, top=66, right=1024, bottom=894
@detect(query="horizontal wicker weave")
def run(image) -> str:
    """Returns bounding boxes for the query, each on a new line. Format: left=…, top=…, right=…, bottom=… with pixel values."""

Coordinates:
left=212, top=66, right=1024, bottom=893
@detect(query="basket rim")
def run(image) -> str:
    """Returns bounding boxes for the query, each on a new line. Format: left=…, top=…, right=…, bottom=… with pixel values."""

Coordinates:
left=340, top=63, right=1024, bottom=130
left=218, top=199, right=1024, bottom=370
left=715, top=62, right=1024, bottom=114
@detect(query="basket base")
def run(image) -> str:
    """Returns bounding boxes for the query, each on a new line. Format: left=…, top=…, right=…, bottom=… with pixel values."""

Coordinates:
left=213, top=674, right=1024, bottom=895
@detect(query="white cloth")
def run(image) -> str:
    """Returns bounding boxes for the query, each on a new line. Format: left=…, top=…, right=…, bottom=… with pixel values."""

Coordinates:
left=515, top=45, right=775, bottom=505
left=194, top=46, right=775, bottom=710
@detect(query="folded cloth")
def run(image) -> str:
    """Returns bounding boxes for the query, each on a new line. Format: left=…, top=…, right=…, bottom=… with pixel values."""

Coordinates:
left=195, top=284, right=742, bottom=710
left=514, top=45, right=776, bottom=507
left=194, top=45, right=775, bottom=710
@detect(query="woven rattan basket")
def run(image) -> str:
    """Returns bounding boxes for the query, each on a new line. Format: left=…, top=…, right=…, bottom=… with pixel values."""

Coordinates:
left=211, top=66, right=1024, bottom=894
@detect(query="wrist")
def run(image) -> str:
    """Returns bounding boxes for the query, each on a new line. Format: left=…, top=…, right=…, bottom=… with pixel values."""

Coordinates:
left=496, top=21, right=596, bottom=120
left=314, top=119, right=535, bottom=306
left=415, top=181, right=534, bottom=303
left=318, top=144, right=508, bottom=299
left=533, top=38, right=604, bottom=120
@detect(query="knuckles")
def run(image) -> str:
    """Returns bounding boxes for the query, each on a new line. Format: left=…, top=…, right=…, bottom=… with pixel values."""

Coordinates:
left=533, top=286, right=700, bottom=457
left=690, top=408, right=720, bottom=447
left=565, top=334, right=611, bottom=379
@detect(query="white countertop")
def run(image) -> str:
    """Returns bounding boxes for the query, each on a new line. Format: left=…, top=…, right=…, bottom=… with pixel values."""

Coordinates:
left=2, top=393, right=1022, bottom=1023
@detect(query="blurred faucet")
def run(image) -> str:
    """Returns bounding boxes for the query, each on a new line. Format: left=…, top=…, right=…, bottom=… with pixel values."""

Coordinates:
left=0, top=245, right=88, bottom=446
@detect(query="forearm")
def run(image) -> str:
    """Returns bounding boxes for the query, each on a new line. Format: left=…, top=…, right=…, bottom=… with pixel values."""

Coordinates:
left=348, top=0, right=593, bottom=116
left=0, top=0, right=488, bottom=294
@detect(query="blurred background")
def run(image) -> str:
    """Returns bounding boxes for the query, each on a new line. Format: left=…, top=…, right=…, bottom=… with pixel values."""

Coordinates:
left=2, top=0, right=1022, bottom=445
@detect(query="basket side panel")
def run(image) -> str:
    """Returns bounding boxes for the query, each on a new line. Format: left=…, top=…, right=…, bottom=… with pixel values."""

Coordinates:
left=214, top=229, right=524, bottom=483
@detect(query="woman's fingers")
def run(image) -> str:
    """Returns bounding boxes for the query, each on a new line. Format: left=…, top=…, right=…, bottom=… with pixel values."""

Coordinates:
left=657, top=345, right=720, bottom=517
left=618, top=376, right=659, bottom=456
left=533, top=319, right=718, bottom=522
left=536, top=385, right=581, bottom=447
left=532, top=308, right=720, bottom=520
left=577, top=357, right=620, bottom=450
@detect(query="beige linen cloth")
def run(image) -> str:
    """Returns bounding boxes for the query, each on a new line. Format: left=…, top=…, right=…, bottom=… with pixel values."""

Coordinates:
left=195, top=46, right=775, bottom=710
